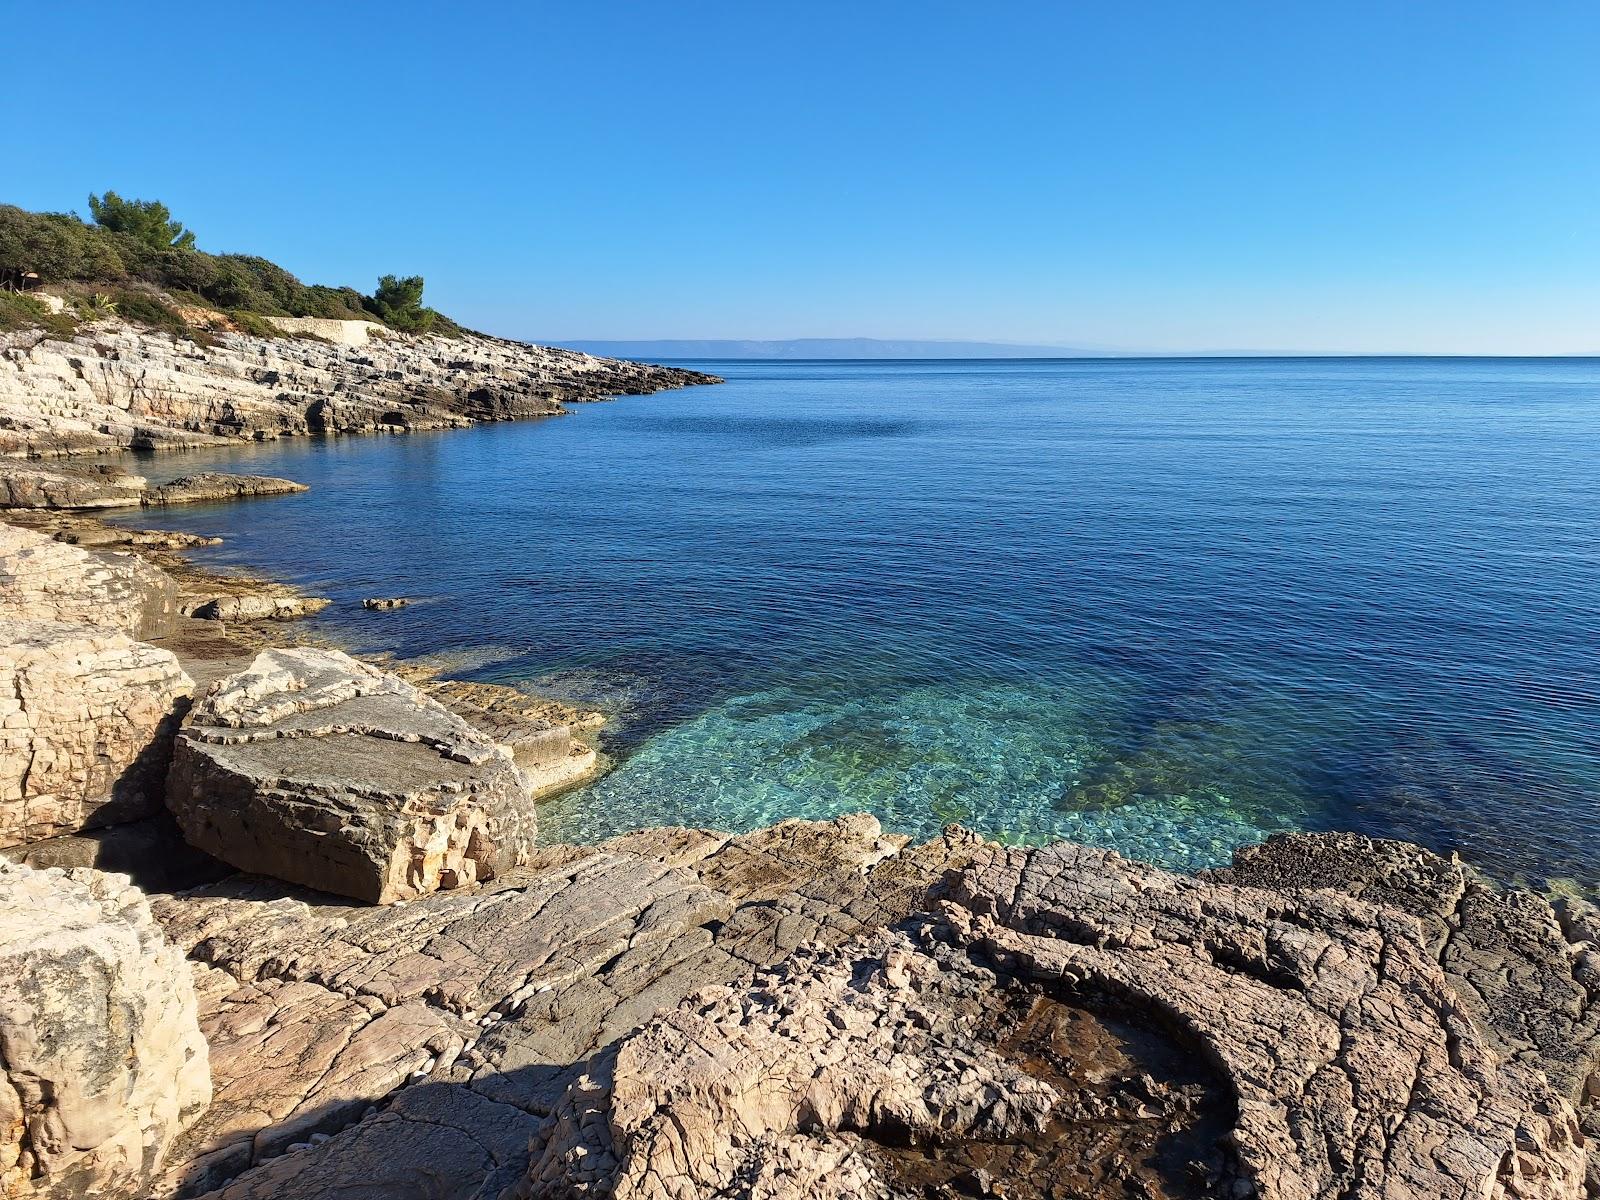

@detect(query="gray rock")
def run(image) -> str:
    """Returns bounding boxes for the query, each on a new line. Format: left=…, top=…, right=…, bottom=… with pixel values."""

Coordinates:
left=185, top=593, right=331, bottom=622
left=0, top=859, right=209, bottom=1200
left=165, top=647, right=539, bottom=903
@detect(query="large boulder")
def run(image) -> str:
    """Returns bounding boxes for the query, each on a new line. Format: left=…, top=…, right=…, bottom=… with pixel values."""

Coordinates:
left=0, top=520, right=180, bottom=639
left=166, top=647, right=539, bottom=903
left=0, top=619, right=193, bottom=848
left=0, top=860, right=209, bottom=1200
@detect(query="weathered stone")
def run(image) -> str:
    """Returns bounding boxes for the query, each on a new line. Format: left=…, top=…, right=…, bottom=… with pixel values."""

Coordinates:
left=362, top=596, right=409, bottom=610
left=185, top=593, right=331, bottom=622
left=166, top=647, right=539, bottom=902
left=0, top=519, right=181, bottom=638
left=145, top=817, right=973, bottom=1199
left=143, top=473, right=308, bottom=507
left=0, top=813, right=230, bottom=892
left=0, top=618, right=192, bottom=847
left=0, top=860, right=209, bottom=1200
left=0, top=321, right=718, bottom=458
left=518, top=838, right=1591, bottom=1200
left=0, top=463, right=304, bottom=511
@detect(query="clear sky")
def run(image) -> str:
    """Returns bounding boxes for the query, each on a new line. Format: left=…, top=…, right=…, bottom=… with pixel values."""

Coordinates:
left=7, top=1, right=1599, bottom=353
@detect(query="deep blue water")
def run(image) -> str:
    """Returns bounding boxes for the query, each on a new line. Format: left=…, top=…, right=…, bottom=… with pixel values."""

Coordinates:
left=116, top=358, right=1600, bottom=884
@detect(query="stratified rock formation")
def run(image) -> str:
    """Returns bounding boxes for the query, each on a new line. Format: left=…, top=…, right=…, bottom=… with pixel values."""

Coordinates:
left=0, top=519, right=180, bottom=638
left=0, top=321, right=719, bottom=458
left=517, top=836, right=1592, bottom=1200
left=0, top=463, right=306, bottom=511
left=0, top=860, right=209, bottom=1200
left=165, top=647, right=539, bottom=903
left=0, top=619, right=192, bottom=847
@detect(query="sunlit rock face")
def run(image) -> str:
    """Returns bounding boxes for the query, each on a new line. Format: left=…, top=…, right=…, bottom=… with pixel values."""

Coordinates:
left=0, top=618, right=191, bottom=847
left=166, top=647, right=538, bottom=903
left=0, top=859, right=209, bottom=1200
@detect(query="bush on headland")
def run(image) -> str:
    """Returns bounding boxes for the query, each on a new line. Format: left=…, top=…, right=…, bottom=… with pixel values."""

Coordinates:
left=0, top=195, right=467, bottom=340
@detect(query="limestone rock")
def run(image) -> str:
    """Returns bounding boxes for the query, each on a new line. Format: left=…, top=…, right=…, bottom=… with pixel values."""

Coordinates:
left=0, top=321, right=719, bottom=458
left=519, top=838, right=1591, bottom=1200
left=145, top=817, right=973, bottom=1198
left=0, top=519, right=181, bottom=638
left=185, top=593, right=331, bottom=622
left=143, top=473, right=308, bottom=506
left=0, top=860, right=209, bottom=1200
left=0, top=463, right=305, bottom=510
left=0, top=618, right=192, bottom=847
left=165, top=647, right=539, bottom=902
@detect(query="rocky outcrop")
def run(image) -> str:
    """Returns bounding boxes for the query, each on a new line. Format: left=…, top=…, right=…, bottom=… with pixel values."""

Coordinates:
left=144, top=816, right=968, bottom=1199
left=185, top=593, right=331, bottom=622
left=0, top=519, right=180, bottom=638
left=0, top=860, right=209, bottom=1200
left=0, top=619, right=192, bottom=847
left=0, top=321, right=719, bottom=458
left=165, top=647, right=540, bottom=903
left=517, top=836, right=1592, bottom=1200
left=0, top=463, right=306, bottom=510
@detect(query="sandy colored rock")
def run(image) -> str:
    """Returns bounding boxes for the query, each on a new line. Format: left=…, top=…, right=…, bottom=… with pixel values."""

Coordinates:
left=0, top=463, right=305, bottom=511
left=0, top=618, right=192, bottom=847
left=165, top=647, right=539, bottom=902
left=0, top=519, right=180, bottom=638
left=185, top=593, right=331, bottom=622
left=0, top=860, right=209, bottom=1200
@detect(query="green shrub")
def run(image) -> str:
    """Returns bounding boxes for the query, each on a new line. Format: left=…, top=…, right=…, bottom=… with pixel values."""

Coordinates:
left=228, top=310, right=288, bottom=339
left=0, top=292, right=79, bottom=339
left=2, top=199, right=471, bottom=336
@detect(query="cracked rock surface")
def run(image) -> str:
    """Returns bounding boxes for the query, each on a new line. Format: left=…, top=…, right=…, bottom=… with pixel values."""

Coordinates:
left=144, top=815, right=973, bottom=1199
left=0, top=518, right=181, bottom=638
left=0, top=859, right=209, bottom=1200
left=166, top=647, right=539, bottom=903
left=518, top=836, right=1593, bottom=1200
left=0, top=618, right=192, bottom=847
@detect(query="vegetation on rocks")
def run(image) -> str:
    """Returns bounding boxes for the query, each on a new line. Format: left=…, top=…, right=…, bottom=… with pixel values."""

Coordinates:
left=0, top=196, right=464, bottom=337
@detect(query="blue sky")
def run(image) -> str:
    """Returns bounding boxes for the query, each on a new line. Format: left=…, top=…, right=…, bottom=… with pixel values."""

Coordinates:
left=7, top=2, right=1599, bottom=352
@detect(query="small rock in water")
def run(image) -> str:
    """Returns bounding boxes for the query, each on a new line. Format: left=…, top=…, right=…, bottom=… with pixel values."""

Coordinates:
left=363, top=596, right=410, bottom=610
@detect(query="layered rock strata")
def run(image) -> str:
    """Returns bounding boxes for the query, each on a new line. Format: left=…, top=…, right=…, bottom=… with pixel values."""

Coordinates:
left=0, top=463, right=307, bottom=510
left=0, top=860, right=209, bottom=1200
left=0, top=519, right=180, bottom=638
left=166, top=647, right=540, bottom=902
left=0, top=321, right=719, bottom=458
left=0, top=618, right=192, bottom=847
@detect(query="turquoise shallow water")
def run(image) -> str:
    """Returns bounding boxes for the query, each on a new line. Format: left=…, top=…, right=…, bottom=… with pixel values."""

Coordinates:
left=117, top=357, right=1600, bottom=882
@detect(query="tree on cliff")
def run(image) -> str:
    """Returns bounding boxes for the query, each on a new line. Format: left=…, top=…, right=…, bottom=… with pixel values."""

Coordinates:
left=87, top=191, right=196, bottom=250
left=366, top=274, right=435, bottom=333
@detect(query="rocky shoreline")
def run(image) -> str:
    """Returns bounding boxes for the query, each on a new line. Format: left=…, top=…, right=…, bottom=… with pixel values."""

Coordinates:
left=0, top=324, right=1595, bottom=1199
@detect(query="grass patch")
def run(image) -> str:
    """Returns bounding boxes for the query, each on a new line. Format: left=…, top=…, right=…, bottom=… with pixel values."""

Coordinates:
left=0, top=292, right=79, bottom=339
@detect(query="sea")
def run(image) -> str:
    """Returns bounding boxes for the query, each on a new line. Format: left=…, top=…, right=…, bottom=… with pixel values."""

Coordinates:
left=113, top=357, right=1600, bottom=886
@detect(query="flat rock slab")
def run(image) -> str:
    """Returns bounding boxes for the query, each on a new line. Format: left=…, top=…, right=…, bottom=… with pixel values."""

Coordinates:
left=147, top=817, right=975, bottom=1199
left=0, top=860, right=209, bottom=1200
left=517, top=837, right=1592, bottom=1200
left=167, top=647, right=538, bottom=903
left=0, top=519, right=181, bottom=638
left=0, top=618, right=192, bottom=847
left=0, top=463, right=305, bottom=510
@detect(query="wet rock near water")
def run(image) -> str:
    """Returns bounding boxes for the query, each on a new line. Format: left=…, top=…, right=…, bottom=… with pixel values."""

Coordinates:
left=0, top=859, right=209, bottom=1200
left=0, top=461, right=307, bottom=510
left=165, top=646, right=540, bottom=903
left=0, top=320, right=720, bottom=458
left=362, top=596, right=410, bottom=609
left=185, top=593, right=331, bottom=622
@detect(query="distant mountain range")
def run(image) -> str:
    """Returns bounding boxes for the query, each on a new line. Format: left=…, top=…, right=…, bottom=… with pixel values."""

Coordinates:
left=560, top=338, right=1108, bottom=360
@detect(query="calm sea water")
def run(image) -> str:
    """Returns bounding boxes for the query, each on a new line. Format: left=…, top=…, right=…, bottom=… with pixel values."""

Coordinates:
left=117, top=358, right=1600, bottom=884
